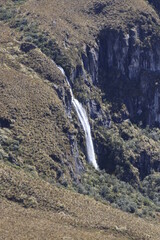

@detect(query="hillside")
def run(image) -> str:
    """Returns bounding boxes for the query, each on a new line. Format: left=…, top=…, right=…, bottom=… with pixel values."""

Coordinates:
left=0, top=0, right=160, bottom=239
left=0, top=163, right=160, bottom=240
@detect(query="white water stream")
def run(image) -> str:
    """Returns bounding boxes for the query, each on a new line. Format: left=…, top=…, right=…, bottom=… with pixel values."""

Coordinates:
left=57, top=66, right=98, bottom=170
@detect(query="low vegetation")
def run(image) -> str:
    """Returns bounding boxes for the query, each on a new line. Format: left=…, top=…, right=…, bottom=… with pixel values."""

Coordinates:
left=74, top=168, right=160, bottom=218
left=0, top=1, right=72, bottom=75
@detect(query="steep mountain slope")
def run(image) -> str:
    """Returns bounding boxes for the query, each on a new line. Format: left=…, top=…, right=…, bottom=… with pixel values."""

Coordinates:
left=14, top=0, right=160, bottom=181
left=0, top=0, right=160, bottom=239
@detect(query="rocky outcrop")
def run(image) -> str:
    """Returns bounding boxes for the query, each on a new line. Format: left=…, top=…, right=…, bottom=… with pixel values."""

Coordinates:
left=70, top=23, right=160, bottom=183
left=81, top=45, right=99, bottom=84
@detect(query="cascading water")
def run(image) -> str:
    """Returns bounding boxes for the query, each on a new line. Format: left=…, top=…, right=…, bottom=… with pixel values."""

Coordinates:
left=57, top=66, right=99, bottom=170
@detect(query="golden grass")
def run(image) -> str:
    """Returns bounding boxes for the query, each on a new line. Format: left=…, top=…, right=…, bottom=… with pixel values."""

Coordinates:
left=0, top=162, right=160, bottom=240
left=19, top=0, right=159, bottom=48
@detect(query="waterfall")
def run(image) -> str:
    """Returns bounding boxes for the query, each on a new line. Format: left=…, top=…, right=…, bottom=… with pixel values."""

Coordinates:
left=57, top=66, right=99, bottom=170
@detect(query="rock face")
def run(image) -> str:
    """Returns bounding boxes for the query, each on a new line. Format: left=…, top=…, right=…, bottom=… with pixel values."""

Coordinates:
left=98, top=26, right=160, bottom=127
left=81, top=45, right=99, bottom=84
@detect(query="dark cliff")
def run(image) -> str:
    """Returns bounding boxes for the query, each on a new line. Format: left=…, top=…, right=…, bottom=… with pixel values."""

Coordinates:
left=99, top=26, right=160, bottom=127
left=72, top=22, right=160, bottom=183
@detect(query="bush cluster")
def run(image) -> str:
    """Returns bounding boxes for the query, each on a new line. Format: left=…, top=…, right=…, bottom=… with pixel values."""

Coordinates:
left=73, top=169, right=160, bottom=218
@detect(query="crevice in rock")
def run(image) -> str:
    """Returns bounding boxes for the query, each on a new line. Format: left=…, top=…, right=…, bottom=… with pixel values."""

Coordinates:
left=0, top=117, right=11, bottom=128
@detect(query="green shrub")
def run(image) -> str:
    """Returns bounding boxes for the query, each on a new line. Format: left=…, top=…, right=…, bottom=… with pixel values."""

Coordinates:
left=0, top=8, right=14, bottom=21
left=75, top=169, right=160, bottom=218
left=100, top=186, right=110, bottom=198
